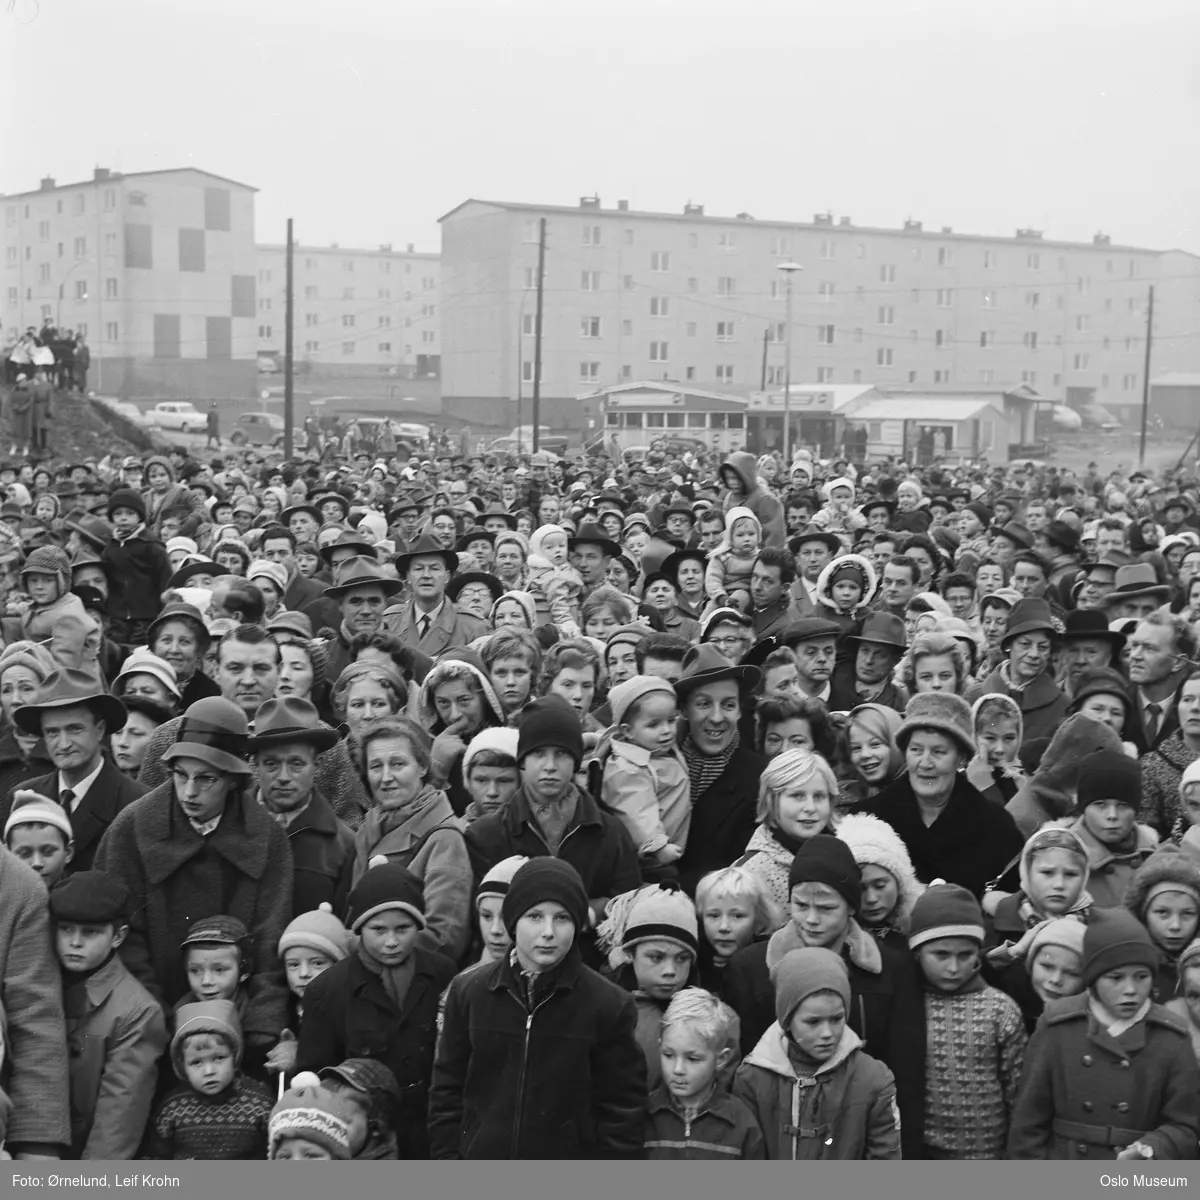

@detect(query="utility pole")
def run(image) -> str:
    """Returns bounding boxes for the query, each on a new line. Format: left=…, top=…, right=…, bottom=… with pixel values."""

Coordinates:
left=284, top=218, right=295, bottom=460
left=516, top=302, right=524, bottom=457
left=531, top=217, right=547, bottom=455
left=1138, top=284, right=1155, bottom=466
left=760, top=327, right=769, bottom=391
left=777, top=261, right=803, bottom=461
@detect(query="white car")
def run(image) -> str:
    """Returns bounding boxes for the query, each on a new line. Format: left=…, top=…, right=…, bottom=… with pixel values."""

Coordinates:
left=148, top=401, right=204, bottom=432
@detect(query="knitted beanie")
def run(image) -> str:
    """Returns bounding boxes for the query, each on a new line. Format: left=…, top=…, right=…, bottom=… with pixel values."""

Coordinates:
left=1025, top=917, right=1087, bottom=964
left=171, top=999, right=243, bottom=1076
left=268, top=1071, right=353, bottom=1160
left=618, top=884, right=698, bottom=956
left=516, top=695, right=584, bottom=768
left=462, top=726, right=520, bottom=778
left=965, top=501, right=993, bottom=526
left=608, top=675, right=677, bottom=728
left=21, top=545, right=71, bottom=592
left=1081, top=905, right=1158, bottom=986
left=3, top=790, right=74, bottom=845
left=48, top=869, right=128, bottom=924
left=501, top=857, right=589, bottom=935
left=107, top=487, right=146, bottom=521
left=1076, top=749, right=1141, bottom=810
left=476, top=855, right=530, bottom=905
left=166, top=536, right=199, bottom=559
left=278, top=902, right=351, bottom=963
left=907, top=883, right=985, bottom=951
left=346, top=863, right=427, bottom=934
left=1177, top=937, right=1200, bottom=977
left=771, top=947, right=851, bottom=1028
left=835, top=813, right=923, bottom=930
left=0, top=639, right=56, bottom=683
left=787, top=834, right=862, bottom=912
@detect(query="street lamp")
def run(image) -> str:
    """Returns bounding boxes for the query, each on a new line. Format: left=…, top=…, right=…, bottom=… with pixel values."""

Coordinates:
left=777, top=261, right=803, bottom=462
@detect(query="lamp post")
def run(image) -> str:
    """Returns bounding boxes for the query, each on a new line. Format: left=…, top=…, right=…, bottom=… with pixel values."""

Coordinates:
left=777, top=261, right=804, bottom=461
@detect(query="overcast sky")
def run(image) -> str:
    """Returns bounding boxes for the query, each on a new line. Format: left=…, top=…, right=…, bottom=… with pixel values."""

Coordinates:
left=4, top=0, right=1199, bottom=254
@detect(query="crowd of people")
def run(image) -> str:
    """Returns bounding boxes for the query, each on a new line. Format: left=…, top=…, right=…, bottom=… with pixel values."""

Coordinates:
left=0, top=432, right=1199, bottom=1163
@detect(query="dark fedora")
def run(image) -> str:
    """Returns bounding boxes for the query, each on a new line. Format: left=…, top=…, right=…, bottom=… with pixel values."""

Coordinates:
left=166, top=558, right=221, bottom=589
left=324, top=555, right=405, bottom=598
left=858, top=497, right=895, bottom=519
left=387, top=492, right=430, bottom=521
left=661, top=547, right=708, bottom=589
left=247, top=697, right=338, bottom=753
left=479, top=503, right=519, bottom=531
left=993, top=521, right=1034, bottom=552
left=788, top=525, right=842, bottom=556
left=446, top=571, right=505, bottom=605
left=845, top=611, right=907, bottom=652
left=1000, top=598, right=1058, bottom=648
left=161, top=697, right=252, bottom=776
left=568, top=522, right=621, bottom=559
left=673, top=642, right=761, bottom=699
left=14, top=668, right=128, bottom=736
left=312, top=491, right=351, bottom=521
left=63, top=513, right=112, bottom=552
left=1043, top=519, right=1081, bottom=554
left=1061, top=608, right=1126, bottom=653
left=456, top=528, right=496, bottom=552
left=319, top=528, right=377, bottom=565
left=280, top=503, right=321, bottom=527
left=394, top=534, right=458, bottom=576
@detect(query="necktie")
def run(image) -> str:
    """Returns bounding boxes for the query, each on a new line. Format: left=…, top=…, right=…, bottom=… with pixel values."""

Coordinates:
left=419, top=614, right=430, bottom=639
left=1146, top=703, right=1162, bottom=743
left=60, top=789, right=75, bottom=812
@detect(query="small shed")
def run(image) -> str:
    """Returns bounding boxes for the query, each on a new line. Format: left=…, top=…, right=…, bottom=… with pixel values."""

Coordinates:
left=840, top=395, right=1010, bottom=465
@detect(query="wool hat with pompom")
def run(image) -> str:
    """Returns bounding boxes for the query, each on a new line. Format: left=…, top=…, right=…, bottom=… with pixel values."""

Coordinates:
left=907, top=882, right=985, bottom=951
left=346, top=863, right=427, bottom=934
left=771, top=947, right=851, bottom=1029
left=597, top=883, right=698, bottom=970
left=477, top=855, right=530, bottom=906
left=835, top=813, right=924, bottom=931
left=269, top=1071, right=353, bottom=1160
left=1081, top=905, right=1158, bottom=986
left=501, top=857, right=589, bottom=936
left=278, top=903, right=351, bottom=962
left=896, top=692, right=976, bottom=759
left=787, top=834, right=862, bottom=913
left=3, top=789, right=74, bottom=846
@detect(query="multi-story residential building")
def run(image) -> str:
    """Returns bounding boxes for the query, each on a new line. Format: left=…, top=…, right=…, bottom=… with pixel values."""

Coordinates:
left=254, top=242, right=440, bottom=379
left=1, top=167, right=258, bottom=400
left=439, top=195, right=1200, bottom=429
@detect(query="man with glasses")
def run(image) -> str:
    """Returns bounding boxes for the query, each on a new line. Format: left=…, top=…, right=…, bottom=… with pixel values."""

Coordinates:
left=701, top=610, right=755, bottom=665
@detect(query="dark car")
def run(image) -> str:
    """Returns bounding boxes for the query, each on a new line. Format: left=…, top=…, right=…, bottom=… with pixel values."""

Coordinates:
left=230, top=411, right=285, bottom=447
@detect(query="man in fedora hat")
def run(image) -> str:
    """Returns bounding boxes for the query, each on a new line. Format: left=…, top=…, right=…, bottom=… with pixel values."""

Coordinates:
left=1059, top=609, right=1125, bottom=697
left=1103, top=563, right=1172, bottom=622
left=7, top=668, right=146, bottom=873
left=989, top=521, right=1034, bottom=569
left=249, top=696, right=351, bottom=917
left=322, top=554, right=405, bottom=684
left=780, top=617, right=843, bottom=703
left=567, top=523, right=620, bottom=599
left=830, top=612, right=909, bottom=711
left=787, top=526, right=841, bottom=617
left=385, top=535, right=488, bottom=655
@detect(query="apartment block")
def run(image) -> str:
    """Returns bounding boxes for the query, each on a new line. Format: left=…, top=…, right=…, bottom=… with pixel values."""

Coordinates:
left=439, top=196, right=1200, bottom=429
left=1, top=167, right=258, bottom=400
left=255, top=242, right=440, bottom=379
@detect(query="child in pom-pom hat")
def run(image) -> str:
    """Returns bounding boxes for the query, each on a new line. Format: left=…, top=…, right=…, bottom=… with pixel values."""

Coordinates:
left=268, top=1071, right=353, bottom=1160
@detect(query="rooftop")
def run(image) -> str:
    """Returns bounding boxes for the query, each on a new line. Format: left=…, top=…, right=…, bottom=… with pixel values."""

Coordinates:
left=1, top=166, right=258, bottom=198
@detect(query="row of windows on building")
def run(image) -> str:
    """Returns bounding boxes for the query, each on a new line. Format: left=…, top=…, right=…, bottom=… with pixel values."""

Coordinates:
left=295, top=340, right=426, bottom=356
left=257, top=289, right=436, bottom=308
left=262, top=261, right=435, bottom=284
left=543, top=225, right=1147, bottom=278
left=7, top=187, right=232, bottom=231
left=5, top=190, right=120, bottom=226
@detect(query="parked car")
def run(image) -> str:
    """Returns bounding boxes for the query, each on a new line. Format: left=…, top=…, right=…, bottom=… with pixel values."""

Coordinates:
left=484, top=435, right=568, bottom=458
left=230, top=411, right=285, bottom=447
left=147, top=401, right=204, bottom=432
left=92, top=396, right=149, bottom=426
left=1079, top=404, right=1121, bottom=433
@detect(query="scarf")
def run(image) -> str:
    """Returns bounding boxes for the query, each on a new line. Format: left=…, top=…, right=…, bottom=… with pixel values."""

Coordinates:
left=1089, top=995, right=1152, bottom=1038
left=357, top=941, right=416, bottom=1011
left=682, top=731, right=740, bottom=798
left=1017, top=893, right=1092, bottom=928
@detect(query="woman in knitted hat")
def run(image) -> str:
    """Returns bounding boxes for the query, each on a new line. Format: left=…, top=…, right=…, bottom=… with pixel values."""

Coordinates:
left=723, top=834, right=927, bottom=1159
left=0, top=641, right=54, bottom=814
left=295, top=863, right=457, bottom=1159
left=1009, top=906, right=1200, bottom=1160
left=858, top=692, right=1024, bottom=898
left=429, top=858, right=648, bottom=1159
left=835, top=812, right=924, bottom=949
left=734, top=749, right=840, bottom=913
left=1124, top=845, right=1200, bottom=1003
left=247, top=558, right=288, bottom=621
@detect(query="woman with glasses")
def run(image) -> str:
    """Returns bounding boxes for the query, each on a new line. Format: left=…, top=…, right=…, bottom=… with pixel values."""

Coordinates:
left=94, top=697, right=293, bottom=1050
left=699, top=608, right=755, bottom=665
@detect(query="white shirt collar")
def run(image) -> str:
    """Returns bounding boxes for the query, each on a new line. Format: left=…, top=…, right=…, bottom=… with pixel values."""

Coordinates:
left=58, top=758, right=105, bottom=812
left=414, top=597, right=445, bottom=622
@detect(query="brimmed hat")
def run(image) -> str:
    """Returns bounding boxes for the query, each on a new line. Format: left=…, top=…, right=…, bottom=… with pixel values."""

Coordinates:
left=993, top=521, right=1034, bottom=551
left=1044, top=520, right=1081, bottom=553
left=1101, top=562, right=1171, bottom=605
left=780, top=617, right=843, bottom=647
left=166, top=559, right=221, bottom=589
left=661, top=547, right=708, bottom=588
left=788, top=524, right=841, bottom=555
left=673, top=641, right=760, bottom=699
left=148, top=600, right=212, bottom=650
left=114, top=648, right=182, bottom=702
left=567, top=522, right=620, bottom=558
left=324, top=554, right=404, bottom=598
left=247, top=558, right=288, bottom=594
left=265, top=610, right=314, bottom=641
left=394, top=534, right=458, bottom=575
left=281, top=502, right=321, bottom=527
left=319, top=528, right=377, bottom=565
left=446, top=570, right=504, bottom=606
left=248, top=696, right=338, bottom=753
left=1000, top=598, right=1058, bottom=648
left=1068, top=668, right=1132, bottom=718
left=1061, top=608, right=1126, bottom=652
left=479, top=503, right=519, bottom=531
left=161, top=696, right=252, bottom=776
left=896, top=692, right=976, bottom=758
left=455, top=528, right=496, bottom=552
left=844, top=611, right=906, bottom=652
left=13, top=668, right=127, bottom=736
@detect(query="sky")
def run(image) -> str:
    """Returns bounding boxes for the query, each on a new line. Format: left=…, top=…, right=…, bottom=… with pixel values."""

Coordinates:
left=4, top=0, right=1199, bottom=254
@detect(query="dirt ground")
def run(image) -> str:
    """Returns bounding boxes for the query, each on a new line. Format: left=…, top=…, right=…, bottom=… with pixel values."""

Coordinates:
left=1032, top=428, right=1200, bottom=478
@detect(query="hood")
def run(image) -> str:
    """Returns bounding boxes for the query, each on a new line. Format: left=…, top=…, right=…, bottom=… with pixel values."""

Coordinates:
left=721, top=451, right=760, bottom=497
left=814, top=553, right=879, bottom=612
left=144, top=455, right=176, bottom=484
left=835, top=812, right=924, bottom=933
left=742, top=1021, right=864, bottom=1080
left=490, top=589, right=536, bottom=629
left=417, top=647, right=505, bottom=732
left=765, top=917, right=882, bottom=976
left=966, top=692, right=1026, bottom=793
left=720, top=505, right=762, bottom=552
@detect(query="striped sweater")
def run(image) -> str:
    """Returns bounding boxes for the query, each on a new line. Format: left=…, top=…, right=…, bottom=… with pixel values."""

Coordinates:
left=146, top=1076, right=272, bottom=1160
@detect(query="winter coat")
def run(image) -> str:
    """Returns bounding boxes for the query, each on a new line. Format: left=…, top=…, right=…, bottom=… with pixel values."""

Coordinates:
left=351, top=787, right=473, bottom=964
left=22, top=591, right=88, bottom=645
left=723, top=918, right=926, bottom=1160
left=977, top=666, right=1070, bottom=749
left=0, top=732, right=52, bottom=824
left=858, top=771, right=1024, bottom=898
left=100, top=531, right=171, bottom=622
left=276, top=789, right=355, bottom=919
left=643, top=1082, right=766, bottom=1159
left=428, top=950, right=648, bottom=1159
left=828, top=662, right=908, bottom=714
left=677, top=744, right=767, bottom=896
left=1008, top=993, right=1200, bottom=1160
left=295, top=947, right=456, bottom=1159
left=383, top=598, right=490, bottom=656
left=92, top=780, right=293, bottom=1040
left=731, top=1024, right=900, bottom=1160
left=600, top=738, right=690, bottom=857
left=734, top=822, right=836, bottom=915
left=0, top=850, right=70, bottom=1152
left=63, top=952, right=168, bottom=1159
left=720, top=452, right=785, bottom=549
left=1139, top=730, right=1200, bottom=840
left=1067, top=815, right=1158, bottom=909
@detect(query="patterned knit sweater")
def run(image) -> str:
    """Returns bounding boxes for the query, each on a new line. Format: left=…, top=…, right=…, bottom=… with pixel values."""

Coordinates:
left=146, top=1076, right=272, bottom=1160
left=922, top=983, right=1027, bottom=1159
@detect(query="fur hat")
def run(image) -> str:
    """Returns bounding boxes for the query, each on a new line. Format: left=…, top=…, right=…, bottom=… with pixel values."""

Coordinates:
left=787, top=834, right=862, bottom=912
left=268, top=1071, right=353, bottom=1160
left=771, top=947, right=851, bottom=1028
left=501, top=857, right=589, bottom=936
left=3, top=790, right=74, bottom=846
left=1124, top=845, right=1200, bottom=921
left=896, top=692, right=976, bottom=758
left=835, top=813, right=923, bottom=931
left=476, top=855, right=530, bottom=904
left=1081, top=906, right=1158, bottom=986
left=171, top=999, right=243, bottom=1077
left=1076, top=748, right=1141, bottom=811
left=908, top=882, right=985, bottom=951
left=278, top=903, right=351, bottom=963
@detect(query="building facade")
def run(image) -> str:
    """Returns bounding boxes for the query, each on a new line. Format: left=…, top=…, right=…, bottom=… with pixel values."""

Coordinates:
left=1, top=167, right=258, bottom=400
left=254, top=243, right=440, bottom=380
left=439, top=196, right=1200, bottom=430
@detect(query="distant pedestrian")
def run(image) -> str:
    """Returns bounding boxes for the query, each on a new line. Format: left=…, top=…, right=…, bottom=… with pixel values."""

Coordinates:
left=73, top=336, right=90, bottom=394
left=30, top=368, right=54, bottom=455
left=207, top=403, right=221, bottom=449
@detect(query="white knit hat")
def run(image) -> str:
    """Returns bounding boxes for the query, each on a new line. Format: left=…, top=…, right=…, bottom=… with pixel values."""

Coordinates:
left=278, top=902, right=350, bottom=963
left=477, top=855, right=530, bottom=904
left=166, top=536, right=198, bottom=559
left=608, top=675, right=677, bottom=728
left=3, top=790, right=74, bottom=845
left=835, top=812, right=924, bottom=930
left=247, top=558, right=288, bottom=593
left=462, top=727, right=520, bottom=778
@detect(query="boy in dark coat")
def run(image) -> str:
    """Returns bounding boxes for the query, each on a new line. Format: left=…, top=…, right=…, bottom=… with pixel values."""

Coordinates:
left=100, top=487, right=171, bottom=647
left=1009, top=907, right=1200, bottom=1160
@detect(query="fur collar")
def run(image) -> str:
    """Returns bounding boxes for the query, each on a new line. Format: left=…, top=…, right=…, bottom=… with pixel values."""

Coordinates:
left=765, top=917, right=882, bottom=976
